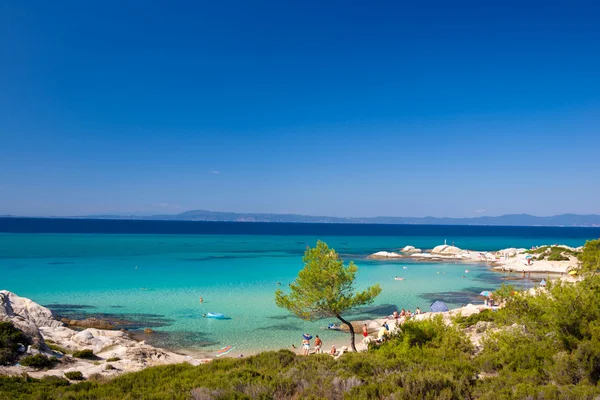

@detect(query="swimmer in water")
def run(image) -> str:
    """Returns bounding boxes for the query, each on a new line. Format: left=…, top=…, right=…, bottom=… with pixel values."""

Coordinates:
left=202, top=314, right=207, bottom=318
left=199, top=296, right=203, bottom=303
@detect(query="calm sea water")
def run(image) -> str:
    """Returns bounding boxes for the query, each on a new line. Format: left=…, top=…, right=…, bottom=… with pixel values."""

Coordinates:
left=1, top=218, right=599, bottom=356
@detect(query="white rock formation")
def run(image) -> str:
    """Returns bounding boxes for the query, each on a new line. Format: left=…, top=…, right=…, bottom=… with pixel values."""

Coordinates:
left=431, top=245, right=463, bottom=255
left=0, top=290, right=204, bottom=378
left=368, top=251, right=402, bottom=258
left=401, top=246, right=422, bottom=254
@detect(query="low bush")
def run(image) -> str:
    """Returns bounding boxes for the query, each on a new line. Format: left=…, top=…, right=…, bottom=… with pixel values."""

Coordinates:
left=0, top=322, right=30, bottom=366
left=47, top=343, right=71, bottom=354
left=72, top=349, right=95, bottom=359
left=454, top=309, right=495, bottom=328
left=64, top=371, right=85, bottom=381
left=105, top=357, right=120, bottom=362
left=19, top=354, right=58, bottom=369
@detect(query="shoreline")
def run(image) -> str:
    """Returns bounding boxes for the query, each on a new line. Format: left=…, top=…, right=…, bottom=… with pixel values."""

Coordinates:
left=1, top=243, right=585, bottom=379
left=368, top=244, right=582, bottom=275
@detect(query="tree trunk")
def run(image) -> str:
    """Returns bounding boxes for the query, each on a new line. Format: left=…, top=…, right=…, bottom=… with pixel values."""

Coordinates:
left=336, top=313, right=356, bottom=352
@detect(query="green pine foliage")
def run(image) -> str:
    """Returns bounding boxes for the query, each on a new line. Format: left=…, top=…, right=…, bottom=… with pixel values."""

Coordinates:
left=275, top=241, right=382, bottom=351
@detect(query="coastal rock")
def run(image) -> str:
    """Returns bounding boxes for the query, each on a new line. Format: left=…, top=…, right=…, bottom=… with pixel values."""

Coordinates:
left=0, top=291, right=203, bottom=379
left=0, top=290, right=60, bottom=351
left=144, top=328, right=154, bottom=334
left=431, top=245, right=463, bottom=255
left=401, top=246, right=422, bottom=254
left=0, top=290, right=64, bottom=329
left=67, top=317, right=115, bottom=330
left=368, top=251, right=402, bottom=259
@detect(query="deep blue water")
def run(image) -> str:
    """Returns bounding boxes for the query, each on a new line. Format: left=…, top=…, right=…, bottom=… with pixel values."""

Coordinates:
left=2, top=217, right=600, bottom=239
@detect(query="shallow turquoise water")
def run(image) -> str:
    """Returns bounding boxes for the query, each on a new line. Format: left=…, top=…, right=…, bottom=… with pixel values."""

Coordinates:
left=0, top=233, right=591, bottom=355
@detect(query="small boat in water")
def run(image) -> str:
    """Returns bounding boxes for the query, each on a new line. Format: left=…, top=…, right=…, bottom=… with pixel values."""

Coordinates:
left=205, top=312, right=226, bottom=319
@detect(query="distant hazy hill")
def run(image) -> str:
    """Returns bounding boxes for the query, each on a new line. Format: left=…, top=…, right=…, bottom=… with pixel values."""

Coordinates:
left=80, top=210, right=600, bottom=227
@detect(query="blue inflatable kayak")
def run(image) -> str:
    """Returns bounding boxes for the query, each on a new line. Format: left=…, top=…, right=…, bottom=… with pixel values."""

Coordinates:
left=206, top=312, right=226, bottom=319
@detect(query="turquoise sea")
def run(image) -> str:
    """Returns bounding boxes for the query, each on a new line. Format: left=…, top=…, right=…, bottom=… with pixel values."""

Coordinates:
left=1, top=219, right=599, bottom=357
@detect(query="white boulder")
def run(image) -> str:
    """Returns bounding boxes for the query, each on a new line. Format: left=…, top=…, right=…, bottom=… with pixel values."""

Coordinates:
left=401, top=246, right=422, bottom=254
left=431, top=245, right=463, bottom=255
left=369, top=251, right=402, bottom=259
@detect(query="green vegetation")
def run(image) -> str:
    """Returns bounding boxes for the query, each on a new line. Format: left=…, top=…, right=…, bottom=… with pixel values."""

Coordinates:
left=106, top=357, right=120, bottom=362
left=1, top=241, right=600, bottom=399
left=0, top=322, right=30, bottom=366
left=454, top=308, right=495, bottom=328
left=527, top=245, right=579, bottom=261
left=64, top=371, right=85, bottom=381
left=579, top=239, right=600, bottom=273
left=276, top=241, right=381, bottom=351
left=19, top=354, right=57, bottom=369
left=46, top=343, right=71, bottom=354
left=72, top=349, right=95, bottom=359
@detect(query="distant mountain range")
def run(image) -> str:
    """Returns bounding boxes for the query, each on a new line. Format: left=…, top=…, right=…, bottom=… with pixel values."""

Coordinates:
left=59, top=210, right=600, bottom=227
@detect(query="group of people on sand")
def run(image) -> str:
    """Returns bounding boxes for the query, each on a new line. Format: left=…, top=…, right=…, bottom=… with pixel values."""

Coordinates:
left=391, top=307, right=421, bottom=319
left=294, top=335, right=337, bottom=356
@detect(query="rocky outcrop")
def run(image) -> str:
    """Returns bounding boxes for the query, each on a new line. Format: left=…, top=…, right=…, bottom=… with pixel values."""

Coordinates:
left=0, top=290, right=62, bottom=351
left=431, top=245, right=463, bottom=255
left=0, top=290, right=204, bottom=379
left=62, top=317, right=115, bottom=330
left=401, top=246, right=422, bottom=254
left=368, top=251, right=403, bottom=259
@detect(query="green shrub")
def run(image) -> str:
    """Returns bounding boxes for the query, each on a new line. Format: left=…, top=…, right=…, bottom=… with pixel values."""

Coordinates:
left=72, top=349, right=95, bottom=359
left=64, top=371, right=85, bottom=381
left=47, top=343, right=71, bottom=354
left=19, top=354, right=57, bottom=369
left=454, top=309, right=495, bottom=328
left=548, top=252, right=569, bottom=261
left=105, top=357, right=120, bottom=362
left=0, top=321, right=30, bottom=366
left=104, top=364, right=115, bottom=371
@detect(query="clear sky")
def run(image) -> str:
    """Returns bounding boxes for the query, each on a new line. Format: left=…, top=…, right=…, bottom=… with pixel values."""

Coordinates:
left=1, top=1, right=599, bottom=218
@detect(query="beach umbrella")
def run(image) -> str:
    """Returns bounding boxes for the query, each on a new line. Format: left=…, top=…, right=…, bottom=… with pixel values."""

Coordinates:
left=302, top=334, right=313, bottom=340
left=479, top=291, right=493, bottom=297
left=540, top=279, right=547, bottom=286
left=430, top=300, right=449, bottom=313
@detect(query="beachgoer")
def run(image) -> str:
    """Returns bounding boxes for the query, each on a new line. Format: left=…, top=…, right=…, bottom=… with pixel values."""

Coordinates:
left=462, top=275, right=466, bottom=278
left=302, top=336, right=311, bottom=356
left=384, top=321, right=390, bottom=331
left=199, top=296, right=203, bottom=303
left=393, top=310, right=399, bottom=319
left=202, top=314, right=207, bottom=318
left=314, top=335, right=322, bottom=354
left=291, top=344, right=297, bottom=349
left=415, top=307, right=421, bottom=314
left=378, top=325, right=388, bottom=341
left=362, top=324, right=368, bottom=337
left=330, top=345, right=337, bottom=356
left=400, top=308, right=406, bottom=317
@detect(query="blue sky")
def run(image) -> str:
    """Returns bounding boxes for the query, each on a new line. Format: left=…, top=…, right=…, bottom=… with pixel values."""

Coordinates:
left=1, top=1, right=599, bottom=218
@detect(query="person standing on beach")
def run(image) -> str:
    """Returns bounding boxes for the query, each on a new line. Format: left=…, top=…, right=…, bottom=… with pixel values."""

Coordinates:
left=314, top=335, right=322, bottom=354
left=302, top=337, right=311, bottom=355
left=362, top=324, right=368, bottom=338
